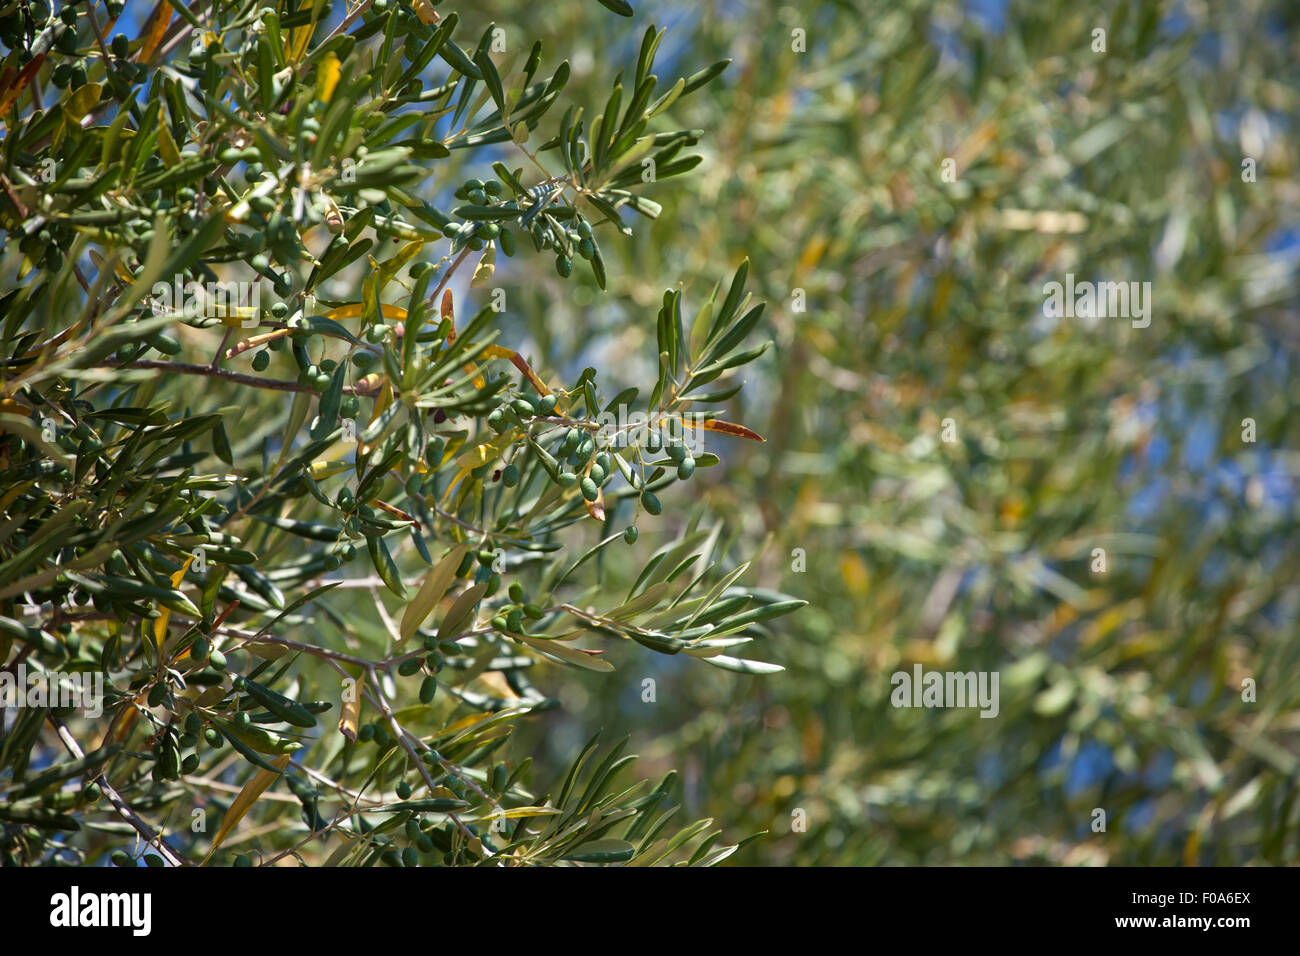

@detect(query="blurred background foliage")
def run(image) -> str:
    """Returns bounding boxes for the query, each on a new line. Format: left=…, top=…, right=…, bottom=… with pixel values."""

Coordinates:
left=3, top=0, right=1297, bottom=867
left=474, top=0, right=1300, bottom=865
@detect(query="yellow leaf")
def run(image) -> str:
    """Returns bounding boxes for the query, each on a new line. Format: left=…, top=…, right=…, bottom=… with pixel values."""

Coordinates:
left=441, top=290, right=486, bottom=389
left=0, top=478, right=35, bottom=512
left=399, top=543, right=470, bottom=645
left=64, top=82, right=102, bottom=123
left=411, top=0, right=440, bottom=25
left=440, top=433, right=514, bottom=504
left=154, top=554, right=195, bottom=651
left=285, top=0, right=327, bottom=63
left=480, top=345, right=550, bottom=396
left=338, top=676, right=362, bottom=741
left=137, top=4, right=173, bottom=63
left=205, top=755, right=292, bottom=862
left=316, top=52, right=341, bottom=102
left=307, top=459, right=351, bottom=480
left=684, top=418, right=766, bottom=441
left=796, top=235, right=828, bottom=275
left=471, top=245, right=496, bottom=287
left=324, top=303, right=408, bottom=322
left=157, top=119, right=181, bottom=167
left=435, top=712, right=496, bottom=740
left=583, top=487, right=606, bottom=522
left=466, top=806, right=560, bottom=822
left=55, top=82, right=102, bottom=146
left=456, top=433, right=512, bottom=468
left=0, top=53, right=45, bottom=121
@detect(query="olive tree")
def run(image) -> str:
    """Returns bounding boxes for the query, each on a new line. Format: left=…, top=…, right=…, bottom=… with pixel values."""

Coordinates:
left=0, top=0, right=801, bottom=866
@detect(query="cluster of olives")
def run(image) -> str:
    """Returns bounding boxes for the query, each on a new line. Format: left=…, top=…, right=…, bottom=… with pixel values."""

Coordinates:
left=143, top=712, right=204, bottom=782
left=17, top=222, right=75, bottom=272
left=43, top=7, right=145, bottom=92
left=395, top=630, right=450, bottom=704
left=361, top=800, right=482, bottom=867
left=285, top=324, right=366, bottom=409
left=545, top=218, right=597, bottom=278
left=485, top=389, right=559, bottom=434
left=490, top=579, right=546, bottom=635
left=442, top=177, right=516, bottom=254
left=107, top=180, right=208, bottom=263
left=664, top=436, right=699, bottom=480
left=217, top=162, right=308, bottom=277
left=481, top=390, right=649, bottom=538
left=0, top=6, right=34, bottom=48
